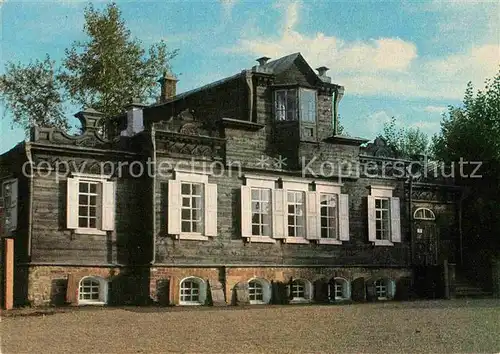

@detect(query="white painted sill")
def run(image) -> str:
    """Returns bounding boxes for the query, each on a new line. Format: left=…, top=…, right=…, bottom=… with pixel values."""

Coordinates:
left=244, top=236, right=276, bottom=244
left=179, top=302, right=203, bottom=306
left=177, top=234, right=209, bottom=241
left=74, top=228, right=107, bottom=236
left=78, top=301, right=106, bottom=306
left=316, top=239, right=343, bottom=245
left=372, top=240, right=394, bottom=246
left=283, top=237, right=309, bottom=244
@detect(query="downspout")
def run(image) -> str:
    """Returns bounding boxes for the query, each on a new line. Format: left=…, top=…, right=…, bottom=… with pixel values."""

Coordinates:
left=245, top=71, right=254, bottom=122
left=333, top=86, right=344, bottom=135
left=25, top=143, right=34, bottom=258
left=150, top=125, right=157, bottom=265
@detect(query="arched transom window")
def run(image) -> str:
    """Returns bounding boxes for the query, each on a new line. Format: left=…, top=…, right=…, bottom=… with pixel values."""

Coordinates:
left=413, top=208, right=436, bottom=220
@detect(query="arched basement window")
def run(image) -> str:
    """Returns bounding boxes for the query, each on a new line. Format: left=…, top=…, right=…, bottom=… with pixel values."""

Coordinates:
left=288, top=279, right=312, bottom=303
left=329, top=277, right=351, bottom=301
left=374, top=278, right=396, bottom=300
left=413, top=208, right=436, bottom=220
left=180, top=277, right=207, bottom=305
left=248, top=278, right=271, bottom=304
left=78, top=276, right=108, bottom=305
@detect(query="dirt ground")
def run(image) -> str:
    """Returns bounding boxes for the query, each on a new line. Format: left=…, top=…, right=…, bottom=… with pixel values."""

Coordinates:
left=1, top=299, right=499, bottom=354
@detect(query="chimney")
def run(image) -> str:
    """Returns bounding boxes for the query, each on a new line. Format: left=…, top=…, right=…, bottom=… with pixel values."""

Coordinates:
left=256, top=56, right=271, bottom=66
left=121, top=98, right=147, bottom=137
left=316, top=66, right=331, bottom=83
left=158, top=71, right=178, bottom=103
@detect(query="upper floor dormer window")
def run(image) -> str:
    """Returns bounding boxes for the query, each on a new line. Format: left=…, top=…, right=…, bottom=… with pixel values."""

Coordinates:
left=274, top=88, right=317, bottom=140
left=274, top=88, right=317, bottom=123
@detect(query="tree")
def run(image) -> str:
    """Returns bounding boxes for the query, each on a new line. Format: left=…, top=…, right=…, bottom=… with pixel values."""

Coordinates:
left=0, top=55, right=69, bottom=135
left=381, top=116, right=429, bottom=158
left=0, top=2, right=178, bottom=134
left=59, top=2, right=178, bottom=120
left=432, top=70, right=500, bottom=270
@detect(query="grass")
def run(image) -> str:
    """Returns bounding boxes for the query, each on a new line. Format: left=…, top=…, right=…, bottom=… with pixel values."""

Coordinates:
left=2, top=299, right=499, bottom=353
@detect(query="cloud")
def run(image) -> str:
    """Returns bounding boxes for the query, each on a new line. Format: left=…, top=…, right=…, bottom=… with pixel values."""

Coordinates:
left=423, top=106, right=447, bottom=113
left=227, top=1, right=499, bottom=100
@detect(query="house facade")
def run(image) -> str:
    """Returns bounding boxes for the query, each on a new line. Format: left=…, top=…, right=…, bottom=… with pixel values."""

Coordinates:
left=0, top=53, right=461, bottom=307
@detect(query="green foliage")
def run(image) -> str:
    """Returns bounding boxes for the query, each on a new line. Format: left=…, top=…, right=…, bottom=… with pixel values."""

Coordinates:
left=381, top=116, right=429, bottom=158
left=0, top=2, right=178, bottom=134
left=0, top=55, right=69, bottom=135
left=59, top=2, right=178, bottom=119
left=336, top=115, right=349, bottom=136
left=432, top=70, right=500, bottom=255
left=432, top=72, right=500, bottom=167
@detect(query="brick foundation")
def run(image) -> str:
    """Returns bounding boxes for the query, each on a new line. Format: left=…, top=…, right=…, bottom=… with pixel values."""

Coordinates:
left=24, top=265, right=412, bottom=307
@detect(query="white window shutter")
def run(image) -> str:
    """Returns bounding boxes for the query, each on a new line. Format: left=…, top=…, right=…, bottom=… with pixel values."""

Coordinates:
left=101, top=181, right=116, bottom=231
left=66, top=178, right=79, bottom=229
left=9, top=179, right=18, bottom=231
left=306, top=191, right=320, bottom=239
left=339, top=194, right=349, bottom=241
left=167, top=180, right=181, bottom=235
left=241, top=186, right=252, bottom=238
left=367, top=196, right=376, bottom=242
left=390, top=197, right=401, bottom=242
left=272, top=189, right=286, bottom=238
left=204, top=183, right=218, bottom=236
left=388, top=279, right=396, bottom=299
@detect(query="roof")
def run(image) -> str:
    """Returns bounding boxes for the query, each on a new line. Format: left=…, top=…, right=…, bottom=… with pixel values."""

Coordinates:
left=258, top=52, right=302, bottom=74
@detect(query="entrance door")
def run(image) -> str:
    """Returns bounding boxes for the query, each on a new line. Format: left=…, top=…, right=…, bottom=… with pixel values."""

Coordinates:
left=413, top=208, right=438, bottom=266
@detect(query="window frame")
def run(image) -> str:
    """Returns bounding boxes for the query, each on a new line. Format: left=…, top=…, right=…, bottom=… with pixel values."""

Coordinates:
left=78, top=276, right=108, bottom=306
left=273, top=87, right=318, bottom=141
left=282, top=180, right=310, bottom=244
left=241, top=175, right=277, bottom=243
left=67, top=173, right=115, bottom=236
left=374, top=197, right=391, bottom=241
left=413, top=207, right=436, bottom=220
left=314, top=183, right=345, bottom=245
left=168, top=170, right=218, bottom=241
left=328, top=277, right=351, bottom=302
left=288, top=278, right=313, bottom=303
left=247, top=278, right=272, bottom=305
left=368, top=186, right=401, bottom=246
left=179, top=276, right=207, bottom=306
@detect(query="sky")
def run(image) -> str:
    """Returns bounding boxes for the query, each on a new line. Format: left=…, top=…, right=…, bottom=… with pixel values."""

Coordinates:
left=0, top=0, right=499, bottom=153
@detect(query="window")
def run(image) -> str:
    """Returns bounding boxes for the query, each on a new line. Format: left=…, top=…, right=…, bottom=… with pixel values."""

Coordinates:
left=78, top=276, right=107, bottom=305
left=320, top=194, right=337, bottom=239
left=168, top=171, right=217, bottom=241
left=314, top=183, right=349, bottom=244
left=372, top=278, right=396, bottom=300
left=288, top=279, right=312, bottom=303
left=248, top=280, right=263, bottom=302
left=78, top=181, right=98, bottom=229
left=181, top=182, right=203, bottom=233
left=374, top=279, right=387, bottom=299
left=328, top=277, right=350, bottom=301
left=368, top=186, right=401, bottom=246
left=179, top=277, right=207, bottom=305
left=274, top=88, right=317, bottom=140
left=275, top=89, right=297, bottom=121
left=375, top=198, right=390, bottom=241
left=245, top=279, right=271, bottom=305
left=241, top=175, right=276, bottom=243
left=1, top=179, right=18, bottom=235
left=413, top=207, right=436, bottom=220
left=299, top=89, right=316, bottom=123
left=251, top=188, right=271, bottom=236
left=67, top=175, right=115, bottom=235
left=290, top=280, right=305, bottom=299
left=287, top=191, right=305, bottom=237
